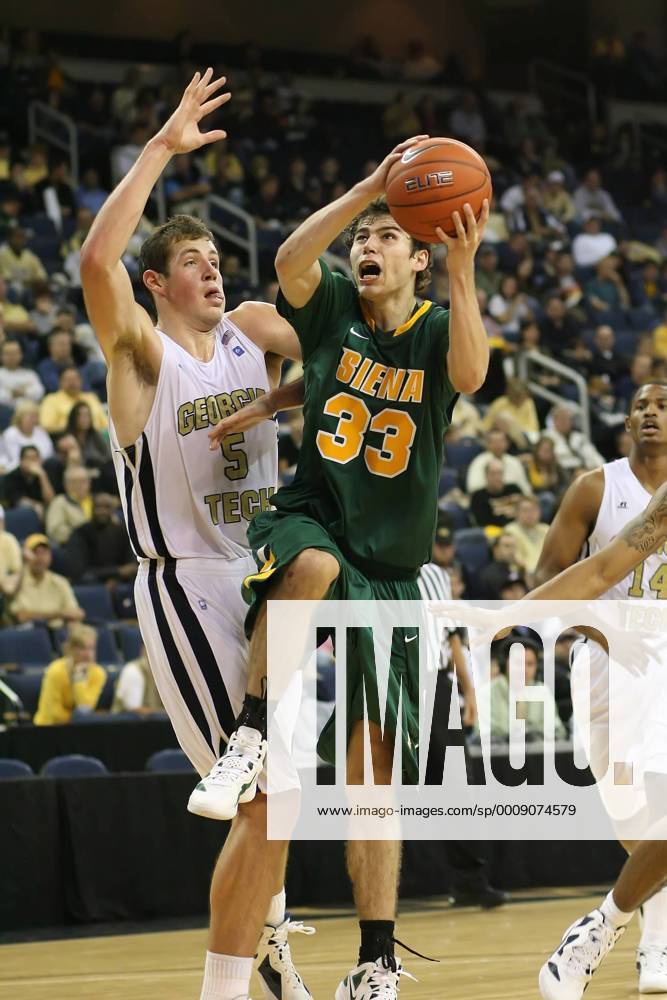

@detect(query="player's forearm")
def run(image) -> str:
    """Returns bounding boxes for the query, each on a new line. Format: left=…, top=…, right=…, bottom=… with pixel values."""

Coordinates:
left=81, top=137, right=173, bottom=268
left=275, top=181, right=374, bottom=280
left=266, top=377, right=305, bottom=416
left=446, top=269, right=489, bottom=393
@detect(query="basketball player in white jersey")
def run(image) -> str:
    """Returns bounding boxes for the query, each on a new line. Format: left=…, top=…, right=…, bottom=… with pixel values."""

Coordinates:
left=80, top=69, right=312, bottom=1000
left=534, top=380, right=667, bottom=995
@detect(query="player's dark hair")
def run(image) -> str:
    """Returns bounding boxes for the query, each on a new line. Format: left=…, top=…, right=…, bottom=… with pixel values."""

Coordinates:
left=343, top=197, right=433, bottom=295
left=628, top=380, right=667, bottom=411
left=139, top=214, right=216, bottom=276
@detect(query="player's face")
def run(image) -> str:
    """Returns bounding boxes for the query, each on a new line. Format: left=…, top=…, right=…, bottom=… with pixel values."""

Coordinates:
left=626, top=384, right=667, bottom=447
left=160, top=239, right=225, bottom=329
left=349, top=216, right=426, bottom=302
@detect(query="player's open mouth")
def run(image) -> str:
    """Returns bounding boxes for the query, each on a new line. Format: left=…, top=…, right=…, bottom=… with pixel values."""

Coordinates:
left=642, top=420, right=659, bottom=432
left=358, top=261, right=382, bottom=284
left=205, top=289, right=224, bottom=303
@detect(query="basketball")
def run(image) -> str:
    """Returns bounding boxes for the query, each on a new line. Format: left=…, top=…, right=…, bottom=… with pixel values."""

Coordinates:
left=385, top=137, right=492, bottom=242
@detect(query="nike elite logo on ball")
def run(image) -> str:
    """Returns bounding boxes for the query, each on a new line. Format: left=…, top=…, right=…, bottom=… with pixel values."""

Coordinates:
left=405, top=170, right=454, bottom=192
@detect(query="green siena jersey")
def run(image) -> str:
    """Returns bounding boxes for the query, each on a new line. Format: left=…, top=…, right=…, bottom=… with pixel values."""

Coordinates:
left=275, top=258, right=458, bottom=576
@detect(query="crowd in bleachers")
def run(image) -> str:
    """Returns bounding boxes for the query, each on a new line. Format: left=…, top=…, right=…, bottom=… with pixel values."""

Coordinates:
left=0, top=26, right=667, bottom=739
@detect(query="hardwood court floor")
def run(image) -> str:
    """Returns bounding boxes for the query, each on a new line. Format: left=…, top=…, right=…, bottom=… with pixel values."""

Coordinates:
left=0, top=889, right=644, bottom=999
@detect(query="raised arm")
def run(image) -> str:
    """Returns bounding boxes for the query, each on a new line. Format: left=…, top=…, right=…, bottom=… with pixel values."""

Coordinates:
left=274, top=136, right=427, bottom=308
left=80, top=69, right=230, bottom=364
left=528, top=481, right=667, bottom=602
left=436, top=202, right=490, bottom=394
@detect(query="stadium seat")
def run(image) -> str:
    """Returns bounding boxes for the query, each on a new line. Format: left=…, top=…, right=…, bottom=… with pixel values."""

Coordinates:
left=146, top=748, right=195, bottom=773
left=0, top=403, right=13, bottom=432
left=438, top=501, right=470, bottom=531
left=4, top=673, right=44, bottom=715
left=116, top=625, right=143, bottom=662
left=73, top=584, right=115, bottom=622
left=446, top=437, right=484, bottom=472
left=629, top=306, right=658, bottom=332
left=4, top=506, right=42, bottom=542
left=41, top=754, right=108, bottom=778
left=0, top=627, right=54, bottom=668
left=95, top=626, right=122, bottom=666
left=614, top=330, right=639, bottom=357
left=453, top=527, right=490, bottom=574
left=438, top=467, right=459, bottom=496
left=0, top=759, right=34, bottom=779
left=111, top=582, right=137, bottom=619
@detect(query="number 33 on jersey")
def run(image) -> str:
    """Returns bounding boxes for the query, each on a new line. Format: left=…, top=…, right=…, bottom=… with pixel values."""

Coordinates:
left=274, top=259, right=458, bottom=574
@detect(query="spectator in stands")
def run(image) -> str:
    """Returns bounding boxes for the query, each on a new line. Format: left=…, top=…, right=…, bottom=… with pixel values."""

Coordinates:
left=653, top=305, right=667, bottom=360
left=37, top=329, right=82, bottom=393
left=480, top=376, right=540, bottom=449
left=585, top=254, right=630, bottom=316
left=0, top=224, right=47, bottom=294
left=547, top=252, right=584, bottom=313
left=282, top=156, right=316, bottom=222
left=29, top=283, right=60, bottom=338
left=615, top=353, right=653, bottom=411
left=505, top=495, right=549, bottom=574
left=432, top=513, right=456, bottom=570
left=449, top=90, right=486, bottom=149
left=572, top=214, right=617, bottom=268
left=470, top=459, right=523, bottom=530
left=43, top=433, right=85, bottom=495
left=35, top=160, right=76, bottom=220
left=1, top=399, right=53, bottom=468
left=45, top=465, right=92, bottom=545
left=1, top=444, right=54, bottom=516
left=10, top=532, right=83, bottom=626
left=449, top=394, right=483, bottom=438
left=475, top=245, right=503, bottom=299
left=488, top=275, right=534, bottom=339
left=588, top=325, right=625, bottom=381
left=33, top=623, right=106, bottom=726
left=0, top=339, right=44, bottom=407
left=75, top=167, right=108, bottom=215
left=506, top=185, right=564, bottom=243
left=542, top=171, right=575, bottom=225
left=478, top=532, right=527, bottom=599
left=482, top=196, right=510, bottom=244
left=631, top=260, right=667, bottom=312
left=543, top=404, right=605, bottom=470
left=164, top=153, right=211, bottom=214
left=467, top=428, right=533, bottom=495
left=250, top=175, right=287, bottom=229
left=66, top=493, right=136, bottom=585
left=0, top=505, right=22, bottom=608
left=482, top=638, right=567, bottom=744
left=112, top=644, right=164, bottom=714
left=528, top=436, right=568, bottom=495
left=382, top=91, right=420, bottom=141
left=539, top=294, right=582, bottom=357
left=111, top=121, right=150, bottom=185
left=573, top=168, right=622, bottom=224
left=39, top=365, right=106, bottom=434
left=65, top=400, right=111, bottom=472
left=0, top=275, right=36, bottom=338
left=401, top=39, right=442, bottom=82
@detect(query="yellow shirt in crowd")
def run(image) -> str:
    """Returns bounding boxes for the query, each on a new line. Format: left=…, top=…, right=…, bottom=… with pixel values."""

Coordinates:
left=10, top=569, right=81, bottom=627
left=34, top=657, right=107, bottom=726
left=39, top=390, right=107, bottom=434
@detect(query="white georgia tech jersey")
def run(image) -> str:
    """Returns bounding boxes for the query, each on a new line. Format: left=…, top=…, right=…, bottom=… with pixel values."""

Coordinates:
left=110, top=316, right=277, bottom=561
left=587, top=457, right=667, bottom=600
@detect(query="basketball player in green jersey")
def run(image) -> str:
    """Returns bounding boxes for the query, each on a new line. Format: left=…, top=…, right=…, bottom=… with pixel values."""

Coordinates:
left=192, top=136, right=490, bottom=997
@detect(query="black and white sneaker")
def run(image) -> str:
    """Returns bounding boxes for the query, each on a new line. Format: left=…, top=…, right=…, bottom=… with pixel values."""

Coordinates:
left=187, top=726, right=266, bottom=821
left=637, top=944, right=667, bottom=993
left=539, top=908, right=626, bottom=1000
left=334, top=958, right=416, bottom=999
left=257, top=916, right=315, bottom=999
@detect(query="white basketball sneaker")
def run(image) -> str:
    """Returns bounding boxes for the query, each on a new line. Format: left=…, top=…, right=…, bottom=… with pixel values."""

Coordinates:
left=334, top=958, right=416, bottom=999
left=257, top=916, right=315, bottom=999
left=539, top=908, right=626, bottom=1000
left=187, top=726, right=267, bottom=821
left=638, top=945, right=667, bottom=993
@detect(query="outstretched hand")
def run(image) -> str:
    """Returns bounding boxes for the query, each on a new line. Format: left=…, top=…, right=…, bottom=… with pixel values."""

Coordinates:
left=360, top=135, right=430, bottom=199
left=436, top=199, right=489, bottom=275
left=208, top=394, right=275, bottom=450
left=157, top=68, right=231, bottom=154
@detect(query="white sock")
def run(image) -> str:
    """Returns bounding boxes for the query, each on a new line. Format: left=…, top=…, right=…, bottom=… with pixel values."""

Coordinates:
left=600, top=889, right=635, bottom=930
left=200, top=951, right=253, bottom=1000
left=266, top=887, right=286, bottom=927
left=640, top=887, right=667, bottom=948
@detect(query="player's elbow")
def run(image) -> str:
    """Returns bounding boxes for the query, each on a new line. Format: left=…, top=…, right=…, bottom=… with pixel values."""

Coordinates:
left=450, top=366, right=487, bottom=394
left=274, top=243, right=293, bottom=281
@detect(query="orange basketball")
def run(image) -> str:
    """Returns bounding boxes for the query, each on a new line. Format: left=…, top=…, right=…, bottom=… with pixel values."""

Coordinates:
left=385, top=137, right=492, bottom=242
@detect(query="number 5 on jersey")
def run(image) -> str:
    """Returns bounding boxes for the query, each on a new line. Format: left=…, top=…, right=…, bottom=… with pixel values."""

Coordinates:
left=316, top=391, right=416, bottom=479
